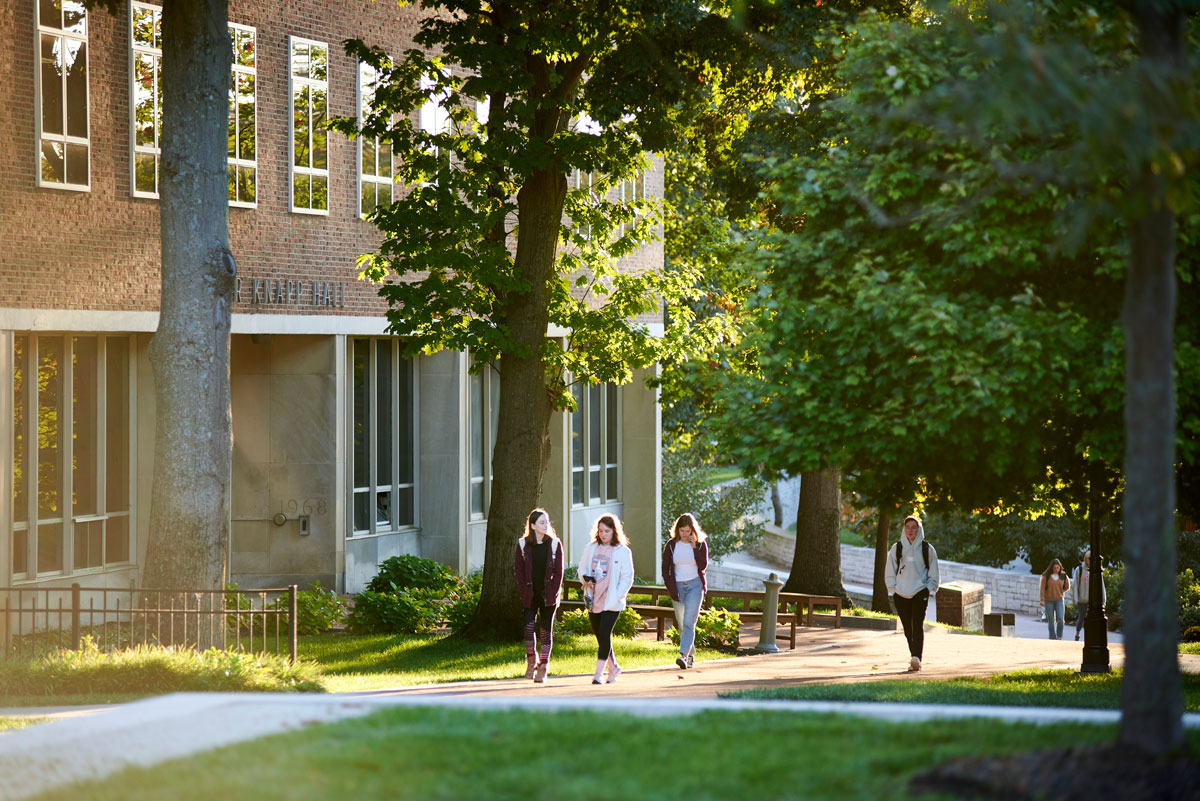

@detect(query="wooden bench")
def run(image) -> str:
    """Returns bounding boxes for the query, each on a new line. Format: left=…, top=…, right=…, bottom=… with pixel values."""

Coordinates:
left=560, top=580, right=842, bottom=650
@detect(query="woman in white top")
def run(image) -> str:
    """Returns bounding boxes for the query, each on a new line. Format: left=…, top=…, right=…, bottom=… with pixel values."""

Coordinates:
left=579, top=514, right=635, bottom=684
left=661, top=513, right=709, bottom=669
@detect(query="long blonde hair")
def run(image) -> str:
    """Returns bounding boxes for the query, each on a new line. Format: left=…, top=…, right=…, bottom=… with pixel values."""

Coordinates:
left=589, top=514, right=629, bottom=547
left=669, top=512, right=707, bottom=543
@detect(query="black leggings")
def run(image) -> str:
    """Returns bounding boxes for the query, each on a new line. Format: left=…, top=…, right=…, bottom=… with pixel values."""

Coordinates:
left=588, top=610, right=620, bottom=660
left=523, top=605, right=557, bottom=663
left=893, top=589, right=930, bottom=659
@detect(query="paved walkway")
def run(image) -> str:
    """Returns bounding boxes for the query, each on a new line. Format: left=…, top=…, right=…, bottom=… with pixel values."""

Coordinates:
left=0, top=627, right=1195, bottom=801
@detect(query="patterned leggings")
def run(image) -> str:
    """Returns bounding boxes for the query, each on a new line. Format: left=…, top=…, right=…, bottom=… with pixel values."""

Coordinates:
left=523, top=605, right=557, bottom=663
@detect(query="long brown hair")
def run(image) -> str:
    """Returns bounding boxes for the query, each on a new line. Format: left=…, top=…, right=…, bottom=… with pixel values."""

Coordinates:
left=1042, top=558, right=1064, bottom=591
left=669, top=513, right=707, bottom=543
left=524, top=508, right=557, bottom=541
left=589, top=514, right=629, bottom=547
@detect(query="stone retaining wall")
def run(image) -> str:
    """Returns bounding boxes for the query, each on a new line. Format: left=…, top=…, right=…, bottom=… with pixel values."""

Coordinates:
left=752, top=525, right=1042, bottom=615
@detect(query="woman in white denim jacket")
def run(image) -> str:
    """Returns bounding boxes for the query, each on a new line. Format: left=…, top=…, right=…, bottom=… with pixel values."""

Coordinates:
left=579, top=514, right=635, bottom=684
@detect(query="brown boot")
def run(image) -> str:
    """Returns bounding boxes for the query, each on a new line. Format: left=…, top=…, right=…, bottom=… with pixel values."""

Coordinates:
left=525, top=654, right=538, bottom=680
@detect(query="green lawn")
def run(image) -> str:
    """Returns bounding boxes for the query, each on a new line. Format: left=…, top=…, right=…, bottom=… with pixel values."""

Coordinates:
left=25, top=706, right=1200, bottom=801
left=703, top=466, right=743, bottom=486
left=301, top=631, right=725, bottom=693
left=0, top=717, right=45, bottom=732
left=724, top=668, right=1200, bottom=711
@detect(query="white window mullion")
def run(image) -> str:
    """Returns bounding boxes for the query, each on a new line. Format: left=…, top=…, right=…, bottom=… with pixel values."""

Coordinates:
left=36, top=0, right=91, bottom=190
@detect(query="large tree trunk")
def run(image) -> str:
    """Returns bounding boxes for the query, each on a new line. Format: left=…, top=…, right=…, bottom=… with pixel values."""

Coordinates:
left=143, top=0, right=234, bottom=600
left=872, top=507, right=892, bottom=612
left=460, top=163, right=566, bottom=641
left=1117, top=1, right=1185, bottom=757
left=783, top=468, right=848, bottom=602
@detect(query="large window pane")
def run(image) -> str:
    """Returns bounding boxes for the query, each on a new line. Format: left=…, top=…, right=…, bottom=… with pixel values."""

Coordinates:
left=38, top=522, right=63, bottom=573
left=293, top=86, right=309, bottom=167
left=40, top=35, right=63, bottom=136
left=13, top=531, right=27, bottom=576
left=106, top=337, right=129, bottom=512
left=588, top=384, right=602, bottom=471
left=469, top=371, right=483, bottom=481
left=312, top=88, right=327, bottom=170
left=64, top=39, right=87, bottom=138
left=37, top=337, right=63, bottom=520
left=376, top=341, right=392, bottom=486
left=13, top=336, right=28, bottom=525
left=74, top=518, right=102, bottom=569
left=398, top=358, right=413, bottom=487
left=353, top=491, right=369, bottom=534
left=72, top=336, right=97, bottom=516
left=105, top=514, right=129, bottom=563
left=352, top=340, right=369, bottom=496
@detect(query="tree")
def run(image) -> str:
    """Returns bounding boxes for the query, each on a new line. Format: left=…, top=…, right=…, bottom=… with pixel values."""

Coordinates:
left=334, top=2, right=779, bottom=639
left=87, top=0, right=235, bottom=594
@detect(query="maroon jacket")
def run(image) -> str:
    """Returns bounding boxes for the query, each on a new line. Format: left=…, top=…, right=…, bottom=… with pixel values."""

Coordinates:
left=513, top=534, right=564, bottom=609
left=661, top=538, right=709, bottom=602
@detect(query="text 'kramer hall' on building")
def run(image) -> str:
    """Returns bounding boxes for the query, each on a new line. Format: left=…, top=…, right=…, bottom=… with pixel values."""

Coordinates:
left=0, top=0, right=665, bottom=596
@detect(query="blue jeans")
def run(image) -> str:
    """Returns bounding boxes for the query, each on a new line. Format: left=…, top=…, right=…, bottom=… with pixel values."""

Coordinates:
left=673, top=578, right=704, bottom=657
left=1045, top=600, right=1065, bottom=640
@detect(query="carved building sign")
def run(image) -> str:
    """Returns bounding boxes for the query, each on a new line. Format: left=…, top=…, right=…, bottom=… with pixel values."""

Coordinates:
left=234, top=277, right=347, bottom=308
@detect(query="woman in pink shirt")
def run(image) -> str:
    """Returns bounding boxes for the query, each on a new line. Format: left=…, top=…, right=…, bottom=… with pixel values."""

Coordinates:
left=578, top=514, right=635, bottom=684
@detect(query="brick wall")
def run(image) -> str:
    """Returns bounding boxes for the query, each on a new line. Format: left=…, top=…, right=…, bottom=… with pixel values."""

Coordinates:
left=0, top=0, right=665, bottom=323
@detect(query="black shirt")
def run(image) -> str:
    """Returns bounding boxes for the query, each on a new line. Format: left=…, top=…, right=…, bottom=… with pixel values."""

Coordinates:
left=531, top=537, right=550, bottom=603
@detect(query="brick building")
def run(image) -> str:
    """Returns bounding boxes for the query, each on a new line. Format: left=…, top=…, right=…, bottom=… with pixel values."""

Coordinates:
left=0, top=0, right=664, bottom=598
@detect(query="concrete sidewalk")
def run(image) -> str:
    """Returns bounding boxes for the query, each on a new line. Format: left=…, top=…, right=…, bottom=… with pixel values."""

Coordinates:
left=0, top=626, right=1194, bottom=801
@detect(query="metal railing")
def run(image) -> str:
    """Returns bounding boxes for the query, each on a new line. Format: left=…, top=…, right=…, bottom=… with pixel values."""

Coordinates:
left=0, top=584, right=299, bottom=664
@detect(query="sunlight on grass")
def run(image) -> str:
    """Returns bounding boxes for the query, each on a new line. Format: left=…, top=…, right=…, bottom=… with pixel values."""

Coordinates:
left=0, top=717, right=46, bottom=732
left=723, top=668, right=1200, bottom=711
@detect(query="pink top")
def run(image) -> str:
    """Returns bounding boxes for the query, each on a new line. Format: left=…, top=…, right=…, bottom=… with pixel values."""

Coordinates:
left=589, top=544, right=615, bottom=612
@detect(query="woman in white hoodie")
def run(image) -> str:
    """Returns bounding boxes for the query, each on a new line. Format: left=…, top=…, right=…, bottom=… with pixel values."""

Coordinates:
left=579, top=514, right=635, bottom=685
left=884, top=515, right=941, bottom=672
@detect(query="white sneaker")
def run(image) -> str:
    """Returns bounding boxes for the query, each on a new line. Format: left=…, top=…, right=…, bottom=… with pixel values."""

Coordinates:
left=909, top=656, right=921, bottom=672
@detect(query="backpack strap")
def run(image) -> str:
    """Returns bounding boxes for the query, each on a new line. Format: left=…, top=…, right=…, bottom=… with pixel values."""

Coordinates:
left=922, top=540, right=929, bottom=570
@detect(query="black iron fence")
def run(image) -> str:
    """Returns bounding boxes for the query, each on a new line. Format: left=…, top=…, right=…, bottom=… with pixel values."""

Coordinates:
left=0, top=584, right=299, bottom=663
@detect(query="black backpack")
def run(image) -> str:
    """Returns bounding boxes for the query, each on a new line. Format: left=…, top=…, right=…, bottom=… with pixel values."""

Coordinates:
left=895, top=539, right=930, bottom=570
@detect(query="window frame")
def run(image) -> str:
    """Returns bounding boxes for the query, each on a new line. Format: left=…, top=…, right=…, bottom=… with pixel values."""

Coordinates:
left=227, top=21, right=257, bottom=208
left=128, top=1, right=161, bottom=198
left=348, top=338, right=418, bottom=538
left=288, top=34, right=330, bottom=215
left=35, top=0, right=91, bottom=192
left=468, top=360, right=500, bottom=521
left=11, top=333, right=136, bottom=582
left=570, top=382, right=620, bottom=508
left=356, top=59, right=392, bottom=219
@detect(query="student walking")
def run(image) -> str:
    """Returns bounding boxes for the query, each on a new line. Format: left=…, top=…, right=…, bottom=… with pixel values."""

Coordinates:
left=1041, top=558, right=1071, bottom=640
left=579, top=514, right=634, bottom=685
left=662, top=512, right=708, bottom=670
left=884, top=515, right=941, bottom=672
left=512, top=508, right=564, bottom=683
left=1071, top=551, right=1105, bottom=641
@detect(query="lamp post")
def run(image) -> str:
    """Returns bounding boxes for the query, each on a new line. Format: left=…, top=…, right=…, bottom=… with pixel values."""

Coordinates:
left=1081, top=497, right=1111, bottom=673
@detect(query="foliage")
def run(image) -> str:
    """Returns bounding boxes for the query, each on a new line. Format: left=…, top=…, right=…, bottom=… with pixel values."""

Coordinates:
left=1179, top=570, right=1200, bottom=636
left=726, top=669, right=1200, bottom=713
left=0, top=638, right=324, bottom=696
left=266, top=581, right=347, bottom=636
left=668, top=608, right=740, bottom=652
left=444, top=584, right=480, bottom=636
left=346, top=588, right=444, bottom=635
left=1183, top=626, right=1200, bottom=644
left=660, top=442, right=768, bottom=561
left=556, top=607, right=643, bottom=639
left=922, top=510, right=1123, bottom=575
left=367, top=555, right=460, bottom=596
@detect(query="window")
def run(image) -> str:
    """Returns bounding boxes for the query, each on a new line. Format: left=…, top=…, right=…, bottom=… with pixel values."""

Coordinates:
left=129, top=2, right=161, bottom=196
left=228, top=23, right=257, bottom=206
left=351, top=339, right=415, bottom=535
left=619, top=171, right=645, bottom=237
left=570, top=383, right=619, bottom=506
left=469, top=361, right=500, bottom=519
left=289, top=36, right=329, bottom=214
left=572, top=169, right=598, bottom=239
left=37, top=0, right=90, bottom=190
left=11, top=334, right=133, bottom=579
left=419, top=73, right=451, bottom=181
left=357, top=61, right=392, bottom=218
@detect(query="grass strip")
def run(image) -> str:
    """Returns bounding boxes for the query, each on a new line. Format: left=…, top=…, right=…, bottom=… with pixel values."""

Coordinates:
left=722, top=667, right=1200, bottom=710
left=25, top=706, right=1200, bottom=801
left=0, top=717, right=46, bottom=732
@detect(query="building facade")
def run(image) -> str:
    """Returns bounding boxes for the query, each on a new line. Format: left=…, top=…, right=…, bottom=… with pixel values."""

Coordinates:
left=1, top=0, right=664, bottom=599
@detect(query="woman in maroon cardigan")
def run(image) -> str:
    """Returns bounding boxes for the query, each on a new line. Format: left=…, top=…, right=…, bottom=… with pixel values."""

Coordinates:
left=513, top=508, right=564, bottom=683
left=661, top=512, right=709, bottom=669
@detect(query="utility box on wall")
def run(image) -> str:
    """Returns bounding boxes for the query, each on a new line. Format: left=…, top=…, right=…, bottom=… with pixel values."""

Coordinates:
left=936, top=580, right=986, bottom=631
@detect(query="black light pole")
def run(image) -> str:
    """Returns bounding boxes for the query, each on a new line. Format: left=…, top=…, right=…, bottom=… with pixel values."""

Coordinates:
left=1081, top=481, right=1111, bottom=673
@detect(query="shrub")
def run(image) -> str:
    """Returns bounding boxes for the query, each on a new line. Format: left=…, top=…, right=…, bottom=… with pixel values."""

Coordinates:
left=1183, top=626, right=1200, bottom=643
left=268, top=580, right=346, bottom=635
left=1179, top=569, right=1200, bottom=635
left=346, top=587, right=443, bottom=635
left=444, top=585, right=479, bottom=635
left=660, top=442, right=769, bottom=561
left=669, top=609, right=740, bottom=652
left=0, top=638, right=324, bottom=696
left=555, top=607, right=643, bottom=639
left=366, top=555, right=459, bottom=595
